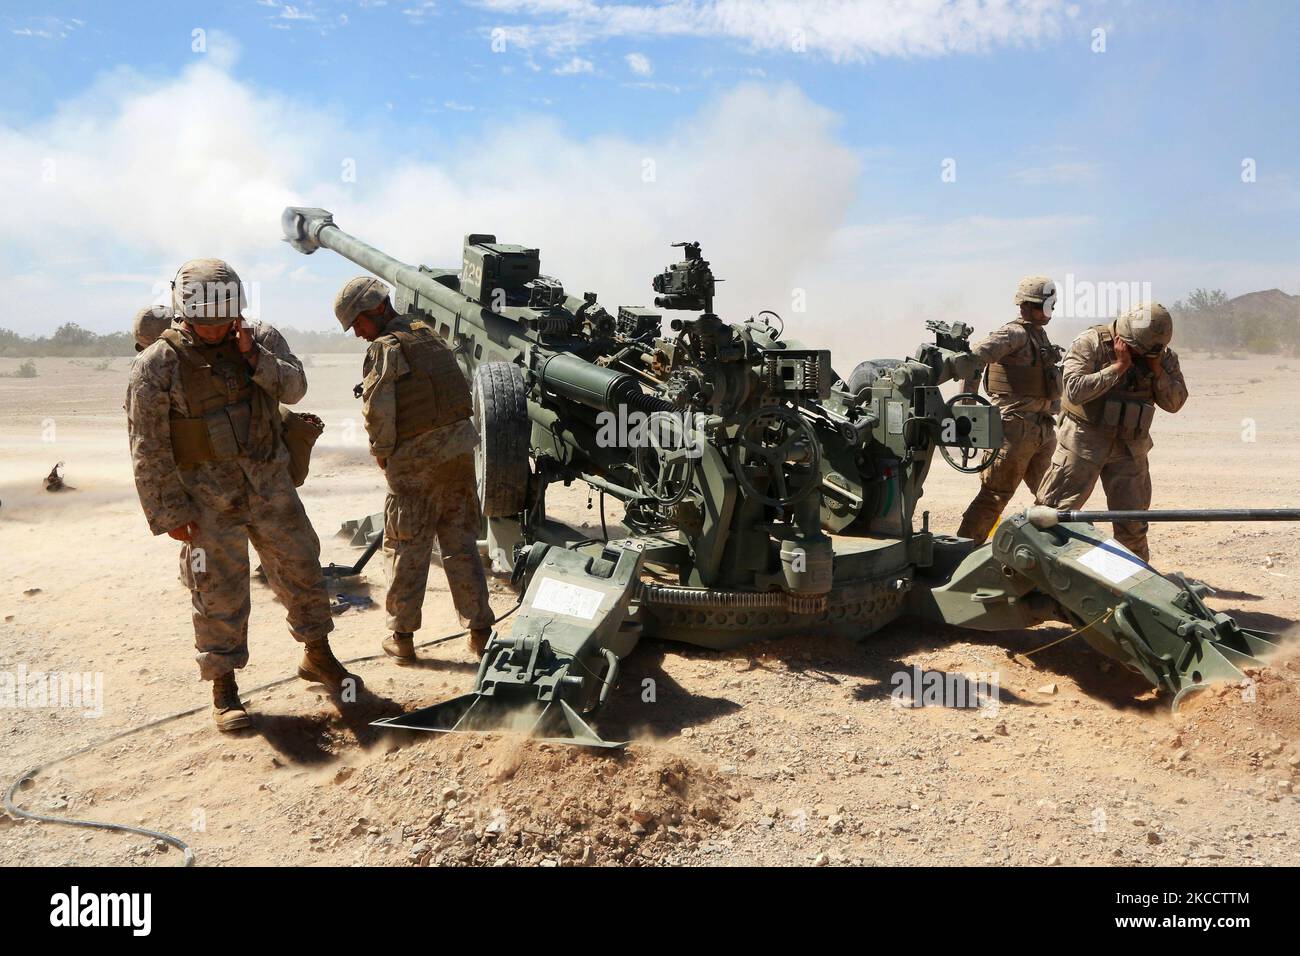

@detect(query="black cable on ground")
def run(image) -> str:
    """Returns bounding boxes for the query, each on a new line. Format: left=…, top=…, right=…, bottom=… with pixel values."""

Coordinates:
left=3, top=595, right=524, bottom=868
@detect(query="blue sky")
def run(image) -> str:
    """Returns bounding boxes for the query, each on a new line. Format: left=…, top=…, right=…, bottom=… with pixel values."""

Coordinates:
left=1, top=0, right=1297, bottom=348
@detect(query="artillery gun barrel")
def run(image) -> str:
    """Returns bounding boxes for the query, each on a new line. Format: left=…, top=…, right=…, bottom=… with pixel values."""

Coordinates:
left=283, top=206, right=673, bottom=420
left=282, top=206, right=541, bottom=359
left=281, top=207, right=467, bottom=314
left=1027, top=505, right=1300, bottom=529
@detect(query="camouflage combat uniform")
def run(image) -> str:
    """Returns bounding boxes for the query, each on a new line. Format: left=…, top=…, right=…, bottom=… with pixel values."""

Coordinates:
left=1034, top=324, right=1188, bottom=560
left=361, top=315, right=493, bottom=636
left=955, top=318, right=1063, bottom=543
left=126, top=322, right=334, bottom=679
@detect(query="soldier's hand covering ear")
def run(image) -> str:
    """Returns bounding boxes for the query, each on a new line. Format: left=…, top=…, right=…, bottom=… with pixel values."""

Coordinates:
left=1113, top=336, right=1133, bottom=372
left=235, top=317, right=259, bottom=368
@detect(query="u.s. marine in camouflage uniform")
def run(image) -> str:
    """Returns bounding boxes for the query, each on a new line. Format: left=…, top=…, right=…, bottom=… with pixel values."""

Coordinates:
left=126, top=258, right=354, bottom=732
left=954, top=276, right=1064, bottom=544
left=131, top=304, right=173, bottom=352
left=1035, top=303, right=1189, bottom=561
left=334, top=276, right=494, bottom=663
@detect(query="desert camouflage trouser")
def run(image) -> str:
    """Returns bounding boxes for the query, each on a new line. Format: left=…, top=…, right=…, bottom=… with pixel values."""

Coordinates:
left=178, top=467, right=334, bottom=680
left=957, top=412, right=1056, bottom=544
left=383, top=449, right=493, bottom=635
left=1035, top=421, right=1154, bottom=561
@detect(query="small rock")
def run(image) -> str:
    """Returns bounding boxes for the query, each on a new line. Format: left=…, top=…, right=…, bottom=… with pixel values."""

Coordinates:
left=1036, top=683, right=1058, bottom=696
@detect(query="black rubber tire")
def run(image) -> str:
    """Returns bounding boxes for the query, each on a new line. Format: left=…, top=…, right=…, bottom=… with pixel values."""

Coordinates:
left=472, top=361, right=530, bottom=517
left=847, top=358, right=901, bottom=399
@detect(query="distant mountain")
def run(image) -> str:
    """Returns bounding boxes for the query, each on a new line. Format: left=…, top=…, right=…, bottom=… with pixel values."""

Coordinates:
left=1226, top=288, right=1300, bottom=321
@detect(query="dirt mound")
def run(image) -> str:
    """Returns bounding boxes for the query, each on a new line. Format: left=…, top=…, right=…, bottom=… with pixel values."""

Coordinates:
left=1173, top=650, right=1300, bottom=790
left=306, top=733, right=745, bottom=866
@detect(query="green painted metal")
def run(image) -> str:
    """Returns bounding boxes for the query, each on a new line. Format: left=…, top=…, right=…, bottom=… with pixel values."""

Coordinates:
left=283, top=207, right=1287, bottom=746
left=918, top=514, right=1280, bottom=695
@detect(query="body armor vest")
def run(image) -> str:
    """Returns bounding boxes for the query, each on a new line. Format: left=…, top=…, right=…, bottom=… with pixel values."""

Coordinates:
left=160, top=328, right=267, bottom=467
left=1061, top=325, right=1157, bottom=438
left=983, top=322, right=1063, bottom=399
left=387, top=318, right=472, bottom=441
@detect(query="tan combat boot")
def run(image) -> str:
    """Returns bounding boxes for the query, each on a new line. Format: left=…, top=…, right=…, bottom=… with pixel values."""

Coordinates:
left=212, top=673, right=251, bottom=733
left=382, top=631, right=416, bottom=663
left=297, top=638, right=357, bottom=693
left=468, top=628, right=492, bottom=656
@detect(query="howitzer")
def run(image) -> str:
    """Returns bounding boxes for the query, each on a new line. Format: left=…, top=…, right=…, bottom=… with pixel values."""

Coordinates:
left=283, top=206, right=1290, bottom=745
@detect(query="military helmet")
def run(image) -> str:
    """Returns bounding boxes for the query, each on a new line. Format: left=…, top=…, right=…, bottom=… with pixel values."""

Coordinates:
left=172, top=258, right=245, bottom=325
left=1013, top=275, right=1056, bottom=306
left=334, top=276, right=391, bottom=330
left=132, top=305, right=172, bottom=351
left=1116, top=303, right=1174, bottom=354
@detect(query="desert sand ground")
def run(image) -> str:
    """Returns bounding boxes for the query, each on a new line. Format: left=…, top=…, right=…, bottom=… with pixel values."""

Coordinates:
left=0, top=351, right=1296, bottom=867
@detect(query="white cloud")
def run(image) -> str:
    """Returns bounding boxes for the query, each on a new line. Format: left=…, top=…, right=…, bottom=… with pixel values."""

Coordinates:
left=256, top=0, right=316, bottom=21
left=349, top=82, right=863, bottom=351
left=553, top=55, right=593, bottom=74
left=474, top=0, right=1076, bottom=61
left=625, top=52, right=653, bottom=76
left=2, top=54, right=1292, bottom=362
left=202, top=29, right=243, bottom=71
left=0, top=59, right=345, bottom=331
left=10, top=17, right=86, bottom=40
left=1009, top=161, right=1100, bottom=185
left=402, top=1, right=438, bottom=21
left=279, top=4, right=316, bottom=20
left=0, top=65, right=864, bottom=342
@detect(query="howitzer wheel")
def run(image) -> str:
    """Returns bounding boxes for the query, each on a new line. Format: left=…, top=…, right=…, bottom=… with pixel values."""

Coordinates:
left=635, top=410, right=697, bottom=507
left=473, top=361, right=530, bottom=517
left=730, top=405, right=822, bottom=508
